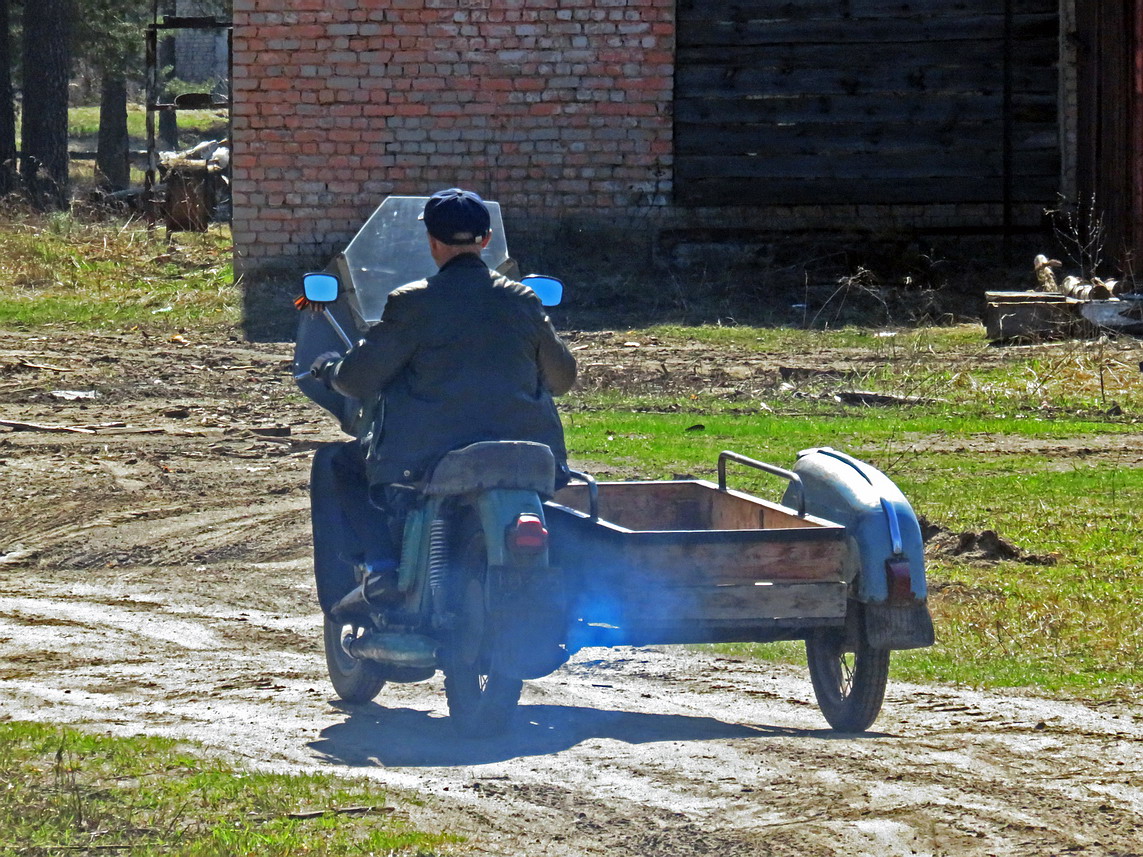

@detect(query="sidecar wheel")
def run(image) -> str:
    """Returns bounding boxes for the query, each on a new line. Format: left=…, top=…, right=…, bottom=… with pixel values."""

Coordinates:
left=805, top=626, right=889, bottom=732
left=323, top=616, right=386, bottom=703
left=441, top=520, right=522, bottom=738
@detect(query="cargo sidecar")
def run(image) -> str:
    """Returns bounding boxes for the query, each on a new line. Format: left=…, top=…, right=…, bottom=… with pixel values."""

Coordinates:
left=547, top=449, right=934, bottom=732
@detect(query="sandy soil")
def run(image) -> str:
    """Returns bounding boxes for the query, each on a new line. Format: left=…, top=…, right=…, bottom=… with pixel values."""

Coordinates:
left=1, top=327, right=1141, bottom=856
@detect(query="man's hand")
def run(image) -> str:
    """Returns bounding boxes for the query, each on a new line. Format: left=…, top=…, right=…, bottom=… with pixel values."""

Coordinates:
left=309, top=351, right=342, bottom=387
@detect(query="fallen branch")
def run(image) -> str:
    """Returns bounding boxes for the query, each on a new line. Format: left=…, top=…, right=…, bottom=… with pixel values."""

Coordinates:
left=0, top=419, right=96, bottom=434
left=286, top=805, right=394, bottom=820
left=835, top=390, right=939, bottom=407
left=17, top=845, right=134, bottom=851
left=0, top=420, right=141, bottom=434
left=20, top=360, right=74, bottom=372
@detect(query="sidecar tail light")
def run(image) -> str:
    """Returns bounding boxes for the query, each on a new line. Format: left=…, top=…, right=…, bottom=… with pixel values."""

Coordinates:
left=507, top=514, right=548, bottom=554
left=886, top=558, right=915, bottom=603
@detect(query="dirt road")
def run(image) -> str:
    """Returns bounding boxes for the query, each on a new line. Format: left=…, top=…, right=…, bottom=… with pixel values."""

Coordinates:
left=2, top=328, right=1141, bottom=856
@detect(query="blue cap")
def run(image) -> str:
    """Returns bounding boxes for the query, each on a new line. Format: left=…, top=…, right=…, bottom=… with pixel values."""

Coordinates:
left=420, top=188, right=491, bottom=245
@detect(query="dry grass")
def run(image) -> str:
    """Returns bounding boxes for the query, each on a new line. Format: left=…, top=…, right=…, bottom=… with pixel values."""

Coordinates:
left=0, top=205, right=237, bottom=329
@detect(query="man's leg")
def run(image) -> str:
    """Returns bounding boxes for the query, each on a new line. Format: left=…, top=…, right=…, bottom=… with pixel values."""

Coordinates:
left=310, top=441, right=398, bottom=614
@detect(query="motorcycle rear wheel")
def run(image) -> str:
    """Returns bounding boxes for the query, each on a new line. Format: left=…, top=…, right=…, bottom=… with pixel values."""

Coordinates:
left=441, top=517, right=523, bottom=738
left=323, top=616, right=387, bottom=703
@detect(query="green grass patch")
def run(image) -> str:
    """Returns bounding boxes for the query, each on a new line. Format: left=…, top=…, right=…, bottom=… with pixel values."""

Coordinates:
left=0, top=721, right=457, bottom=857
left=644, top=321, right=985, bottom=352
left=618, top=323, right=1143, bottom=417
left=561, top=409, right=1139, bottom=483
left=69, top=104, right=229, bottom=146
left=0, top=210, right=237, bottom=329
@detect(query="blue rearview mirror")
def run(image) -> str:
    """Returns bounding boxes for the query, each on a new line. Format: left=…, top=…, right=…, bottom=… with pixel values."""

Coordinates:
left=521, top=274, right=563, bottom=307
left=303, top=272, right=340, bottom=304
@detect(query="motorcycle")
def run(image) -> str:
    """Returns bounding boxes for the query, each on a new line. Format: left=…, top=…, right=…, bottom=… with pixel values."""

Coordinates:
left=293, top=198, right=933, bottom=737
left=293, top=196, right=571, bottom=737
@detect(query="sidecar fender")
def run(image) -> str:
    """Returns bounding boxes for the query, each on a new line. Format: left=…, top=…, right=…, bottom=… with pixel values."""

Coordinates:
left=784, top=447, right=934, bottom=650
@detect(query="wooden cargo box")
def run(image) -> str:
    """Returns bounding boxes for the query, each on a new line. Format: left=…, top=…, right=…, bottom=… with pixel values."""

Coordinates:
left=546, top=480, right=849, bottom=647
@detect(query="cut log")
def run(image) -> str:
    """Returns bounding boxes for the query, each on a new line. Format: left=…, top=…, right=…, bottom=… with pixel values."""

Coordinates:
left=1059, top=276, right=1112, bottom=300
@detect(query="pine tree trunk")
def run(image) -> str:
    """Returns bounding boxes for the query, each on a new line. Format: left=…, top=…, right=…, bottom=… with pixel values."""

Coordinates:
left=96, top=75, right=130, bottom=192
left=0, top=0, right=17, bottom=195
left=21, top=0, right=72, bottom=208
left=158, top=32, right=178, bottom=150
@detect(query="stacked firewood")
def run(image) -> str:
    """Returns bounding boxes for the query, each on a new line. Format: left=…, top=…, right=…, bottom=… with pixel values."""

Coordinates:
left=1032, top=255, right=1130, bottom=300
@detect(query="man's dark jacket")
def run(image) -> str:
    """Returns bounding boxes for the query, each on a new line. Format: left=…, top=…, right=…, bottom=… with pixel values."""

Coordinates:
left=329, top=254, right=577, bottom=485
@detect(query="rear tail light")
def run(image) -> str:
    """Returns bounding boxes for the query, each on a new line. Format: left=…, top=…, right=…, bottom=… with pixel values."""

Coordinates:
left=506, top=513, right=548, bottom=554
left=885, top=558, right=915, bottom=603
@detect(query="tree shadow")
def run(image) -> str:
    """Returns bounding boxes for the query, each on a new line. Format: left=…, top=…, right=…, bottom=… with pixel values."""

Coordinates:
left=307, top=701, right=886, bottom=768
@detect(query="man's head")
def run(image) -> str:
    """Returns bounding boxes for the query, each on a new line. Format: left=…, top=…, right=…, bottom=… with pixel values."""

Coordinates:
left=421, top=188, right=491, bottom=246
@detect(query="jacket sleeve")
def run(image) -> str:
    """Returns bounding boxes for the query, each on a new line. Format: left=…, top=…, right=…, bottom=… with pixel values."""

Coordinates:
left=328, top=291, right=418, bottom=400
left=537, top=314, right=577, bottom=396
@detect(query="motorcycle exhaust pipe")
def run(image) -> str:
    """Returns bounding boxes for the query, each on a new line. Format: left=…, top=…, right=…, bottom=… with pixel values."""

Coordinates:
left=330, top=584, right=370, bottom=619
left=345, top=632, right=437, bottom=669
left=330, top=571, right=397, bottom=619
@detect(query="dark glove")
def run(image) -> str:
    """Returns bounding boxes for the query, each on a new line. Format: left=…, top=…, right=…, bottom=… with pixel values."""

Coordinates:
left=309, top=351, right=342, bottom=387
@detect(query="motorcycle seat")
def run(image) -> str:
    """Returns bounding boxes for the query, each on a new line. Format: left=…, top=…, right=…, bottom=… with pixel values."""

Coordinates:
left=423, top=441, right=556, bottom=497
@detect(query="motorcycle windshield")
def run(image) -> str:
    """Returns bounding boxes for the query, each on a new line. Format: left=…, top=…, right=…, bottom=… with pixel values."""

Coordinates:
left=342, top=195, right=509, bottom=324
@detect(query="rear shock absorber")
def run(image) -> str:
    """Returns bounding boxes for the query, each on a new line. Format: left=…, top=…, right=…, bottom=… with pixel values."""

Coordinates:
left=427, top=515, right=450, bottom=628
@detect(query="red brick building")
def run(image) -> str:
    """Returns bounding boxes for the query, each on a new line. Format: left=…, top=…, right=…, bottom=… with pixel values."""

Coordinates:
left=231, top=0, right=1141, bottom=331
left=232, top=0, right=672, bottom=310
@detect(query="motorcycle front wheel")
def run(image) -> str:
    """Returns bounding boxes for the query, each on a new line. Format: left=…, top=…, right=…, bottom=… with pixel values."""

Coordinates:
left=441, top=517, right=523, bottom=738
left=323, top=616, right=387, bottom=703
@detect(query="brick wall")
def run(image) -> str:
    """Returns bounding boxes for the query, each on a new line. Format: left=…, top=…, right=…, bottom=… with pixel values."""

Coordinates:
left=231, top=0, right=675, bottom=285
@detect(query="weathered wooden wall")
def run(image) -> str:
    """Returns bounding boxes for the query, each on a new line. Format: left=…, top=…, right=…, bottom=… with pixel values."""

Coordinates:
left=675, top=0, right=1060, bottom=208
left=1074, top=0, right=1143, bottom=273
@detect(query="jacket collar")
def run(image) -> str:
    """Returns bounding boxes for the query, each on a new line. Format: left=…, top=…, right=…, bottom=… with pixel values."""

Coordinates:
left=438, top=253, right=487, bottom=274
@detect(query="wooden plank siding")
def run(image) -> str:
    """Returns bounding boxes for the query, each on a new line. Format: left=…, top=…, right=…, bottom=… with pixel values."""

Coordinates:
left=1075, top=0, right=1143, bottom=272
left=675, top=0, right=1060, bottom=208
left=1136, top=0, right=1143, bottom=268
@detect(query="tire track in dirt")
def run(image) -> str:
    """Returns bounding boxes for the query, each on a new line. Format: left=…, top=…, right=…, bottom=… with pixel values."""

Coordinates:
left=1, top=561, right=1141, bottom=857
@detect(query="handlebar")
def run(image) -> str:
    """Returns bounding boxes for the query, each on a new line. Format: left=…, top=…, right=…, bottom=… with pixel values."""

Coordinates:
left=717, top=451, right=806, bottom=517
left=294, top=306, right=357, bottom=381
left=319, top=307, right=356, bottom=350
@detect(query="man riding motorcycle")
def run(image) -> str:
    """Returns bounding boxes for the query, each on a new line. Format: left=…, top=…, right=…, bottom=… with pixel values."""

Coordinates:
left=308, top=188, right=577, bottom=608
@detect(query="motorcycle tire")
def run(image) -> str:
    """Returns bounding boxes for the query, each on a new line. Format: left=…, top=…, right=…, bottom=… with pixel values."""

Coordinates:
left=805, top=626, right=889, bottom=732
left=323, top=616, right=387, bottom=703
left=441, top=515, right=523, bottom=738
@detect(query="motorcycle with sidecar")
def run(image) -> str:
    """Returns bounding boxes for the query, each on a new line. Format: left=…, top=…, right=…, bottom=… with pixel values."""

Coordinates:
left=293, top=196, right=935, bottom=737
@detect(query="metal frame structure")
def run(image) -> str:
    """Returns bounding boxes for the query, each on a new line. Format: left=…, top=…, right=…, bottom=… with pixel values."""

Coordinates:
left=143, top=12, right=232, bottom=213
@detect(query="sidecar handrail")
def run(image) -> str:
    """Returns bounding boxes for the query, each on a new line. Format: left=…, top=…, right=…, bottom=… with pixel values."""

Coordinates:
left=565, top=469, right=598, bottom=521
left=717, top=450, right=806, bottom=517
